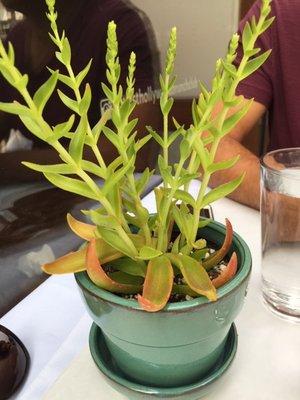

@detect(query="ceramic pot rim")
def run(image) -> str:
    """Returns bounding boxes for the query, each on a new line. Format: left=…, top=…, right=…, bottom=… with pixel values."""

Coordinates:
left=75, top=220, right=252, bottom=313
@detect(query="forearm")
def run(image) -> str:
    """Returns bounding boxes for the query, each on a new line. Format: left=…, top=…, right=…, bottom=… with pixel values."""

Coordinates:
left=209, top=136, right=260, bottom=210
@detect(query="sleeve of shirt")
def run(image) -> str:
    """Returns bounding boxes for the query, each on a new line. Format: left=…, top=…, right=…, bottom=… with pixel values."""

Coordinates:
left=234, top=0, right=275, bottom=108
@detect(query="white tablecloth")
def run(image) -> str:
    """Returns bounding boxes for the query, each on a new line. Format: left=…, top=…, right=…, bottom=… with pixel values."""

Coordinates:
left=1, top=180, right=299, bottom=400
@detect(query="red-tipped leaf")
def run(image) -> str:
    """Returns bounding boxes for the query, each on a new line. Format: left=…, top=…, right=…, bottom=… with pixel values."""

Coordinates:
left=212, top=252, right=238, bottom=288
left=67, top=213, right=96, bottom=240
left=138, top=255, right=174, bottom=312
left=42, top=238, right=122, bottom=275
left=86, top=239, right=141, bottom=294
left=203, top=218, right=233, bottom=271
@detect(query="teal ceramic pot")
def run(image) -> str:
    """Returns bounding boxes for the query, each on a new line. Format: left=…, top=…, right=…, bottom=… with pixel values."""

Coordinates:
left=75, top=220, right=251, bottom=388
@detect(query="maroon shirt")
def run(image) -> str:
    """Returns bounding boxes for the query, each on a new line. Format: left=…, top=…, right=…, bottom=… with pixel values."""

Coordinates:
left=0, top=0, right=157, bottom=146
left=236, top=0, right=300, bottom=151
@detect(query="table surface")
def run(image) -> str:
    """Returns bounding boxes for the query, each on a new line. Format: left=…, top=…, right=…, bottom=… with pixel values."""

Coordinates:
left=1, top=180, right=299, bottom=400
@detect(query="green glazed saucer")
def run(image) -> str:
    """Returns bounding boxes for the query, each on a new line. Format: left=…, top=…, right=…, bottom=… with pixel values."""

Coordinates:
left=89, top=323, right=238, bottom=400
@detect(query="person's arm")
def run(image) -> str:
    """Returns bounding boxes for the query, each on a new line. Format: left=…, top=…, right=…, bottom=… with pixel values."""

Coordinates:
left=208, top=0, right=275, bottom=209
left=208, top=99, right=267, bottom=210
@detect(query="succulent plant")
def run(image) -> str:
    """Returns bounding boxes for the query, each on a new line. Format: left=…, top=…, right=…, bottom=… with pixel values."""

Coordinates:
left=0, top=0, right=273, bottom=311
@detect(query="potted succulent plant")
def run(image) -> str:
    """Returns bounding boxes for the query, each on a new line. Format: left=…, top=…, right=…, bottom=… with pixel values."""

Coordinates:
left=0, top=0, right=273, bottom=395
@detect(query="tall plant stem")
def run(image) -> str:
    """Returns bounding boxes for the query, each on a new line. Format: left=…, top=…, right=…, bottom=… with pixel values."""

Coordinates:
left=110, top=72, right=152, bottom=245
left=50, top=22, right=107, bottom=172
left=162, top=75, right=170, bottom=171
left=156, top=158, right=185, bottom=252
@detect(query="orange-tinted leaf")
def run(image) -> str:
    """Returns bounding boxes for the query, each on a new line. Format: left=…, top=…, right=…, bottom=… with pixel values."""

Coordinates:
left=168, top=253, right=217, bottom=301
left=86, top=239, right=141, bottom=294
left=67, top=213, right=96, bottom=240
left=42, top=238, right=122, bottom=275
left=212, top=252, right=238, bottom=288
left=203, top=218, right=233, bottom=271
left=42, top=247, right=86, bottom=275
left=138, top=256, right=174, bottom=312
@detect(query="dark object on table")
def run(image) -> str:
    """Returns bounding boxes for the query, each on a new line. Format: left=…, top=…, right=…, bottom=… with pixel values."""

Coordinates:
left=200, top=205, right=214, bottom=221
left=0, top=325, right=29, bottom=400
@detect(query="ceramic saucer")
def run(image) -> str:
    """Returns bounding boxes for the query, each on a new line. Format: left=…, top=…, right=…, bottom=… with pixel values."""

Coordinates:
left=89, top=323, right=237, bottom=400
left=0, top=325, right=30, bottom=400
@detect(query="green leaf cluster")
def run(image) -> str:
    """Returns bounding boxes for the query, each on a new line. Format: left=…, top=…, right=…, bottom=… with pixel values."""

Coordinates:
left=0, top=0, right=273, bottom=310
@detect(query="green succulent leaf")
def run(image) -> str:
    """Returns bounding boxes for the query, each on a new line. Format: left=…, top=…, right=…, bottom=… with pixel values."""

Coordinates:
left=192, top=136, right=209, bottom=171
left=135, top=133, right=152, bottom=152
left=168, top=126, right=183, bottom=146
left=50, top=114, right=75, bottom=143
left=61, top=37, right=71, bottom=65
left=172, top=284, right=197, bottom=297
left=91, top=108, right=112, bottom=142
left=57, top=89, right=79, bottom=113
left=76, top=59, right=92, bottom=87
left=171, top=234, right=181, bottom=254
left=33, top=70, right=58, bottom=113
left=191, top=248, right=209, bottom=262
left=44, top=172, right=99, bottom=201
left=68, top=114, right=87, bottom=164
left=207, top=155, right=240, bottom=174
left=146, top=126, right=164, bottom=147
left=81, top=160, right=107, bottom=179
left=173, top=190, right=196, bottom=207
left=160, top=97, right=174, bottom=115
left=201, top=173, right=245, bottom=208
left=242, top=21, right=252, bottom=51
left=109, top=271, right=143, bottom=286
left=18, top=116, right=46, bottom=140
left=102, top=156, right=135, bottom=195
left=79, top=83, right=92, bottom=115
left=244, top=48, right=261, bottom=58
left=221, top=101, right=252, bottom=136
left=109, top=257, right=147, bottom=277
left=88, top=212, right=120, bottom=232
left=97, top=226, right=138, bottom=259
left=48, top=67, right=73, bottom=88
left=221, top=60, right=237, bottom=77
left=102, top=126, right=120, bottom=148
left=135, top=168, right=152, bottom=195
left=260, top=16, right=275, bottom=34
left=241, top=50, right=272, bottom=80
left=0, top=101, right=31, bottom=117
left=22, top=162, right=76, bottom=175
left=167, top=253, right=217, bottom=301
left=101, top=82, right=113, bottom=102
left=158, top=155, right=173, bottom=187
left=7, top=42, right=15, bottom=63
left=138, top=246, right=163, bottom=260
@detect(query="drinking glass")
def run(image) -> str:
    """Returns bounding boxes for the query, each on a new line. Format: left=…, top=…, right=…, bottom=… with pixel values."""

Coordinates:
left=261, top=148, right=300, bottom=322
